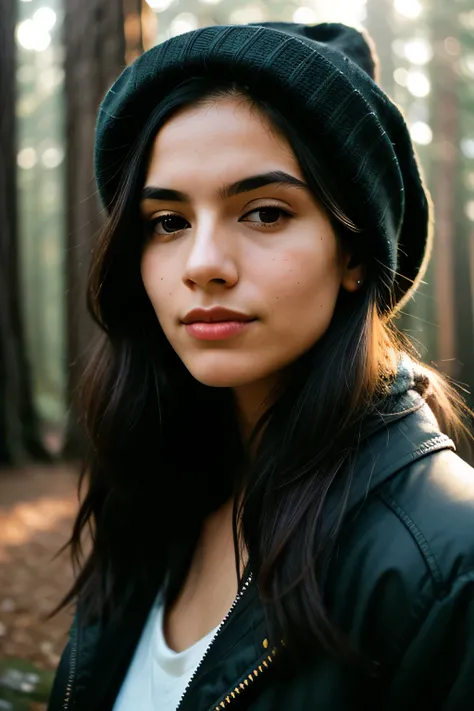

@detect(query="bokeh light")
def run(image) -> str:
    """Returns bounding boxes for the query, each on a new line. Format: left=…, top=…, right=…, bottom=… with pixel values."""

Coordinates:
left=169, top=12, right=199, bottom=36
left=404, top=38, right=432, bottom=65
left=465, top=201, right=474, bottom=222
left=461, top=139, right=474, bottom=159
left=38, top=67, right=65, bottom=93
left=17, top=147, right=37, bottom=170
left=33, top=7, right=57, bottom=32
left=466, top=172, right=474, bottom=190
left=293, top=6, right=319, bottom=24
left=41, top=147, right=64, bottom=169
left=146, top=0, right=175, bottom=10
left=16, top=19, right=51, bottom=52
left=460, top=11, right=474, bottom=30
left=406, top=70, right=430, bottom=97
left=461, top=54, right=474, bottom=77
left=445, top=36, right=461, bottom=56
left=394, top=0, right=423, bottom=20
left=295, top=0, right=366, bottom=26
left=230, top=5, right=267, bottom=24
left=394, top=67, right=409, bottom=86
left=410, top=121, right=433, bottom=145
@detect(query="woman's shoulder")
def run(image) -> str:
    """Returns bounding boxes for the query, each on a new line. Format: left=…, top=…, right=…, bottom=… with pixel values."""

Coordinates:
left=343, top=395, right=474, bottom=587
left=346, top=447, right=474, bottom=705
left=339, top=444, right=474, bottom=605
left=376, top=447, right=474, bottom=586
left=328, top=445, right=474, bottom=668
left=323, top=395, right=474, bottom=658
left=331, top=397, right=474, bottom=587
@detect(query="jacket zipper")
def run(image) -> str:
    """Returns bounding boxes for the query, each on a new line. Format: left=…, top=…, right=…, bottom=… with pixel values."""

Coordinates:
left=176, top=573, right=255, bottom=710
left=62, top=623, right=78, bottom=710
left=209, top=643, right=279, bottom=710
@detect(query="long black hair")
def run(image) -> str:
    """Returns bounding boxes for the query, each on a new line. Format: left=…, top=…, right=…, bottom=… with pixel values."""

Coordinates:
left=57, top=76, right=472, bottom=662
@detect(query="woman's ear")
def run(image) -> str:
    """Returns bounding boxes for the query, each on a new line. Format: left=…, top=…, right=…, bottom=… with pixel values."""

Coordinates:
left=341, top=252, right=365, bottom=293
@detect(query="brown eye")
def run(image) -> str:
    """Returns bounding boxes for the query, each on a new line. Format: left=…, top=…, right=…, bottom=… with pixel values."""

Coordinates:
left=151, top=214, right=190, bottom=235
left=241, top=206, right=293, bottom=227
left=257, top=208, right=283, bottom=224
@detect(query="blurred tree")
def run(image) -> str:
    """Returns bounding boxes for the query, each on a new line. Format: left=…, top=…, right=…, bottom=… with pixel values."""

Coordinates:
left=428, top=0, right=474, bottom=398
left=367, top=0, right=474, bottom=406
left=451, top=0, right=474, bottom=405
left=365, top=0, right=396, bottom=96
left=15, top=0, right=68, bottom=454
left=0, top=0, right=48, bottom=464
left=63, top=0, right=143, bottom=454
left=365, top=1, right=437, bottom=362
left=428, top=0, right=459, bottom=382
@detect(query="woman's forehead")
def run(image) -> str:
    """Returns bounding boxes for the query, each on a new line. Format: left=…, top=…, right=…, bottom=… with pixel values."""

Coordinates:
left=144, top=96, right=303, bottom=188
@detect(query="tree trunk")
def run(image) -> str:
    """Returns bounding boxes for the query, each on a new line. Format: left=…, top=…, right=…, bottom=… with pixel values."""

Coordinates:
left=0, top=0, right=48, bottom=464
left=365, top=0, right=396, bottom=98
left=453, top=13, right=474, bottom=408
left=429, top=3, right=460, bottom=382
left=64, top=0, right=138, bottom=455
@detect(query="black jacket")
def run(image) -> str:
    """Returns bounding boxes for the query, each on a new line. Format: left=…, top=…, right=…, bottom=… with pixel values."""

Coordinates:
left=48, top=389, right=474, bottom=711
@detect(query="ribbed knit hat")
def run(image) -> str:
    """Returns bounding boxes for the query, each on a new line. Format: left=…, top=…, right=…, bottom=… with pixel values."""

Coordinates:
left=95, top=22, right=433, bottom=311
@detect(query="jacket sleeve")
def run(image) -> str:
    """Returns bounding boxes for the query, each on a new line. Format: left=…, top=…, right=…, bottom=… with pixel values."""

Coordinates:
left=385, top=572, right=474, bottom=710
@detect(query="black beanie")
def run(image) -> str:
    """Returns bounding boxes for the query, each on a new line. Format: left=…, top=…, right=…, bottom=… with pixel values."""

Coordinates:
left=94, top=22, right=433, bottom=311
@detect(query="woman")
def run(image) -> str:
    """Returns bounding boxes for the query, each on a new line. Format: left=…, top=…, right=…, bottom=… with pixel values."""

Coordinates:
left=48, top=21, right=474, bottom=711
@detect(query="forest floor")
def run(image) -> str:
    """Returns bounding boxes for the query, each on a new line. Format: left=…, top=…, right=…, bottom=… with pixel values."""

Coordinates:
left=0, top=463, right=80, bottom=710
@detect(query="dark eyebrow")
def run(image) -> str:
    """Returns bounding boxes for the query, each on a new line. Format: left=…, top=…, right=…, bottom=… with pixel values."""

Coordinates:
left=140, top=170, right=308, bottom=204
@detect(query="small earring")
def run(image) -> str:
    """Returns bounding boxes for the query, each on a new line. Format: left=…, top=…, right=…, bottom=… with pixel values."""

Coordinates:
left=357, top=279, right=362, bottom=286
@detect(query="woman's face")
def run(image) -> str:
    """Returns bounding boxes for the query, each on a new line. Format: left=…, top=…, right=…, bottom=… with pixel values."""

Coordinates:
left=140, top=95, right=362, bottom=394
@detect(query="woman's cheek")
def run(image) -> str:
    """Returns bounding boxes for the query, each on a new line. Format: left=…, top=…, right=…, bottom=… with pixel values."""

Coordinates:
left=141, top=253, right=168, bottom=307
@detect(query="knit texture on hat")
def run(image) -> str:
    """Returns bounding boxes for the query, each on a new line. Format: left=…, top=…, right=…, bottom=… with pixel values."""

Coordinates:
left=95, top=22, right=432, bottom=311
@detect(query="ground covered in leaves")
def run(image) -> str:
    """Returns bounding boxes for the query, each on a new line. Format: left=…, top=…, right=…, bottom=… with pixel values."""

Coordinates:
left=0, top=464, right=79, bottom=710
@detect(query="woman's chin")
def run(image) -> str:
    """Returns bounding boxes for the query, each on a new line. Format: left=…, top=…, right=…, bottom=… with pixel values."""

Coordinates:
left=189, top=370, right=256, bottom=389
left=182, top=355, right=269, bottom=389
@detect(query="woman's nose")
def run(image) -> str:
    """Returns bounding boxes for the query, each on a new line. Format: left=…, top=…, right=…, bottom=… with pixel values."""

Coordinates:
left=182, top=221, right=239, bottom=290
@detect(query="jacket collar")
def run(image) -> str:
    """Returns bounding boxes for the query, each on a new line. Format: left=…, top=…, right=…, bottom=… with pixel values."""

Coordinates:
left=323, top=400, right=454, bottom=534
left=322, top=354, right=454, bottom=531
left=347, top=355, right=454, bottom=505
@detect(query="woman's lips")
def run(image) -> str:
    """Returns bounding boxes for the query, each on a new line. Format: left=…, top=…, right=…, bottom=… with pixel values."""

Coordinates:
left=184, top=320, right=254, bottom=341
left=182, top=306, right=256, bottom=340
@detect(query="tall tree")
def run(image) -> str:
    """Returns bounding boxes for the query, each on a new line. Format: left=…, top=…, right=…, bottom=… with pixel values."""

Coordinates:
left=63, top=0, right=143, bottom=453
left=453, top=0, right=474, bottom=406
left=364, top=0, right=425, bottom=344
left=367, top=0, right=474, bottom=398
left=428, top=0, right=474, bottom=398
left=428, top=1, right=459, bottom=382
left=0, top=0, right=48, bottom=464
left=365, top=0, right=396, bottom=97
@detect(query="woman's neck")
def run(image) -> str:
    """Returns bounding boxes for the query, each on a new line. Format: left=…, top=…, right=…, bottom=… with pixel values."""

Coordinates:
left=233, top=375, right=279, bottom=441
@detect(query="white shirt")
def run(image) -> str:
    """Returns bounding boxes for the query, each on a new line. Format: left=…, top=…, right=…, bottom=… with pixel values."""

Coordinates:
left=113, top=594, right=219, bottom=711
